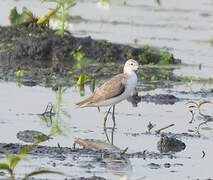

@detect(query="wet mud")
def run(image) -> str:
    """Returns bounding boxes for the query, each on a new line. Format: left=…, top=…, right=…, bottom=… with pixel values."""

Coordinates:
left=0, top=26, right=180, bottom=67
left=0, top=25, right=181, bottom=88
left=157, top=135, right=186, bottom=153
left=0, top=140, right=181, bottom=162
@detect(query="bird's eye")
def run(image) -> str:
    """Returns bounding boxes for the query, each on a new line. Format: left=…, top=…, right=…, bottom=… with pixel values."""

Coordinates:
left=131, top=63, right=133, bottom=65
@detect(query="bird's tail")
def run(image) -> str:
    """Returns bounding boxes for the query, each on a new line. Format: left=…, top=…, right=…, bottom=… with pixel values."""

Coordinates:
left=75, top=96, right=93, bottom=108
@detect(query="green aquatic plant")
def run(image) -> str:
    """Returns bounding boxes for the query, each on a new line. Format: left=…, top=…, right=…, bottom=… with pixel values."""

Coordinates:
left=9, top=7, right=35, bottom=26
left=42, top=0, right=76, bottom=37
left=9, top=6, right=52, bottom=28
left=147, top=121, right=155, bottom=132
left=158, top=51, right=172, bottom=65
left=151, top=75, right=157, bottom=81
left=143, top=44, right=150, bottom=51
left=70, top=50, right=84, bottom=62
left=77, top=74, right=87, bottom=86
left=70, top=46, right=96, bottom=69
left=39, top=87, right=71, bottom=134
left=9, top=0, right=75, bottom=30
left=77, top=74, right=87, bottom=96
left=51, top=75, right=57, bottom=80
left=15, top=70, right=28, bottom=78
left=0, top=137, right=66, bottom=180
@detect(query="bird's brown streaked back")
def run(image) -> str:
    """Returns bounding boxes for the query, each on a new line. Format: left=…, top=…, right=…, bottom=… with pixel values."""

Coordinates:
left=76, top=74, right=127, bottom=108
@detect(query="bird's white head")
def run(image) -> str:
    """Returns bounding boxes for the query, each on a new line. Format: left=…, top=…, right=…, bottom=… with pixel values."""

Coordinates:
left=123, top=59, right=139, bottom=74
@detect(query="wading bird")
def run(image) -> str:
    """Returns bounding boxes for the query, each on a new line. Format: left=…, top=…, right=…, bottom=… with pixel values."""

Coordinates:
left=76, top=59, right=139, bottom=127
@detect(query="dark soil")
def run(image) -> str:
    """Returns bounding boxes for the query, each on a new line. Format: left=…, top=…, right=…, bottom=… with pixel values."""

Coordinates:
left=0, top=25, right=180, bottom=67
left=0, top=142, right=179, bottom=161
left=0, top=25, right=181, bottom=87
left=157, top=135, right=186, bottom=153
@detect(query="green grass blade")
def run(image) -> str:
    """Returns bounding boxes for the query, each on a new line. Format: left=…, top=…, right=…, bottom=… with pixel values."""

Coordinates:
left=18, top=138, right=46, bottom=158
left=9, top=157, right=20, bottom=171
left=22, top=170, right=67, bottom=180
left=0, top=148, right=12, bottom=162
left=77, top=74, right=87, bottom=86
left=0, top=163, right=13, bottom=176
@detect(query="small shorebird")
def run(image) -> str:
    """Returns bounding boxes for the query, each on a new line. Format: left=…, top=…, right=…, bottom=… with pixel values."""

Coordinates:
left=76, top=59, right=139, bottom=127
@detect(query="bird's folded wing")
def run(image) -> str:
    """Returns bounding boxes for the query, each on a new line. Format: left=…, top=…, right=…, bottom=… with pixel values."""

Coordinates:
left=91, top=74, right=127, bottom=103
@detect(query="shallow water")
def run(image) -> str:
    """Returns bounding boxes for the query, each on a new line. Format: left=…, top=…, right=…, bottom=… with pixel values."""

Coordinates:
left=0, top=80, right=213, bottom=179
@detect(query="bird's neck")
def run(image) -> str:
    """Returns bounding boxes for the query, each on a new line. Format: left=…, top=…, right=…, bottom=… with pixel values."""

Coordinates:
left=124, top=67, right=136, bottom=76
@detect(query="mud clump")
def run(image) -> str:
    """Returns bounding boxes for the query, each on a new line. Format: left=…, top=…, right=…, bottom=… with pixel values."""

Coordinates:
left=141, top=94, right=179, bottom=105
left=17, top=130, right=50, bottom=143
left=157, top=135, right=186, bottom=153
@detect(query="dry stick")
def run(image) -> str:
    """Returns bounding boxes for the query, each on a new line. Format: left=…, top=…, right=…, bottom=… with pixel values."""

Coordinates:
left=156, top=124, right=175, bottom=134
left=189, top=110, right=195, bottom=123
left=202, top=150, right=205, bottom=158
left=197, top=112, right=213, bottom=134
left=121, top=147, right=128, bottom=155
left=104, top=127, right=110, bottom=143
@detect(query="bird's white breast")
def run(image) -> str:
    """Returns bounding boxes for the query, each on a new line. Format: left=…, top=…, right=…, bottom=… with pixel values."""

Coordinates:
left=124, top=72, right=137, bottom=97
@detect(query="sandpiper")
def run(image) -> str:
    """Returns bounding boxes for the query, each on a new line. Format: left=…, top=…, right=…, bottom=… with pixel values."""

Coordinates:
left=76, top=59, right=139, bottom=127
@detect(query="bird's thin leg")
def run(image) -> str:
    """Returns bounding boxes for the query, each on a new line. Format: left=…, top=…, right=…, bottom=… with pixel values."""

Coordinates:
left=112, top=105, right=116, bottom=127
left=97, top=107, right=100, bottom=112
left=104, top=127, right=110, bottom=143
left=111, top=125, right=115, bottom=145
left=104, top=123, right=116, bottom=145
left=104, top=106, right=112, bottom=127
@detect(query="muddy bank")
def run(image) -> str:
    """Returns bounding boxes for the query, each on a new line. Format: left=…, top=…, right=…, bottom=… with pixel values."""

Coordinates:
left=0, top=141, right=182, bottom=179
left=0, top=25, right=180, bottom=67
left=0, top=142, right=180, bottom=161
left=0, top=25, right=182, bottom=86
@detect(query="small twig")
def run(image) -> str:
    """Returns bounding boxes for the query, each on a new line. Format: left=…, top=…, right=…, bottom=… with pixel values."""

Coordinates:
left=196, top=120, right=210, bottom=135
left=189, top=110, right=195, bottom=123
left=202, top=150, right=205, bottom=158
left=156, top=124, right=175, bottom=134
left=121, top=147, right=128, bottom=155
